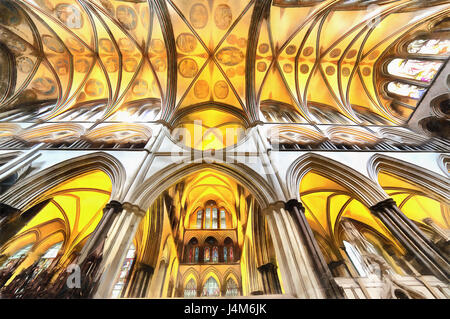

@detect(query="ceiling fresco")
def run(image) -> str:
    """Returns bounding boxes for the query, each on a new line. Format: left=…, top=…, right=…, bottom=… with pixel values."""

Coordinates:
left=0, top=0, right=448, bottom=127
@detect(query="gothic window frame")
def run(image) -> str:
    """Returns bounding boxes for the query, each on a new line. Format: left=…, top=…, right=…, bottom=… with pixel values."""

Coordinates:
left=381, top=22, right=450, bottom=107
left=201, top=276, right=221, bottom=297
left=224, top=277, right=240, bottom=296
left=223, top=237, right=235, bottom=263
left=185, top=237, right=199, bottom=263
left=204, top=237, right=219, bottom=264
left=0, top=243, right=34, bottom=269
left=193, top=202, right=231, bottom=229
left=184, top=278, right=197, bottom=298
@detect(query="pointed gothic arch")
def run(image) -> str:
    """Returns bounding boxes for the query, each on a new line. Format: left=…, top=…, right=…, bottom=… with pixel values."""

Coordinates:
left=287, top=153, right=389, bottom=207
left=131, top=161, right=278, bottom=210
left=368, top=154, right=449, bottom=203
left=0, top=152, right=126, bottom=210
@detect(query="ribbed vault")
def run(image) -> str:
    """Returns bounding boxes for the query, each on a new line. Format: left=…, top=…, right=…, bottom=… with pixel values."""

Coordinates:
left=0, top=0, right=448, bottom=126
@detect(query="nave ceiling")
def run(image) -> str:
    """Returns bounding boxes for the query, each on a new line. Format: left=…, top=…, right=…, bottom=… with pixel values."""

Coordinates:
left=0, top=0, right=448, bottom=128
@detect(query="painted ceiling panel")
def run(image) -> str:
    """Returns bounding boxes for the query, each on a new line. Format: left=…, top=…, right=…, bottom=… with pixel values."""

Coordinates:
left=0, top=0, right=447, bottom=127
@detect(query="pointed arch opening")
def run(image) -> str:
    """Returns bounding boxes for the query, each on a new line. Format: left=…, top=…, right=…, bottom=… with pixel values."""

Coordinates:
left=0, top=169, right=112, bottom=291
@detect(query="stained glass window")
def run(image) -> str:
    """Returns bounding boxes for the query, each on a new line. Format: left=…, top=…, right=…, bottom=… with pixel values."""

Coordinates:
left=225, top=278, right=239, bottom=296
left=407, top=39, right=450, bottom=55
left=188, top=247, right=193, bottom=263
left=111, top=243, right=136, bottom=298
left=184, top=278, right=197, bottom=297
left=212, top=246, right=219, bottom=263
left=223, top=247, right=228, bottom=262
left=194, top=204, right=231, bottom=229
left=387, top=58, right=441, bottom=83
left=0, top=243, right=33, bottom=269
left=202, top=277, right=220, bottom=297
left=229, top=246, right=234, bottom=262
left=212, top=208, right=218, bottom=229
left=205, top=207, right=211, bottom=229
left=42, top=242, right=62, bottom=259
left=220, top=209, right=226, bottom=228
left=194, top=247, right=199, bottom=263
left=196, top=209, right=203, bottom=229
left=10, top=244, right=33, bottom=259
left=33, top=242, right=62, bottom=276
left=387, top=82, right=426, bottom=100
left=204, top=247, right=210, bottom=262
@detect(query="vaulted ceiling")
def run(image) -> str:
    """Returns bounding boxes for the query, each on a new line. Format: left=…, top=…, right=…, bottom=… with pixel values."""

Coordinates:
left=0, top=0, right=448, bottom=126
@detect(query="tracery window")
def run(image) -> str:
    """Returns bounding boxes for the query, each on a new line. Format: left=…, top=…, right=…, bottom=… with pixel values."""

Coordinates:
left=224, top=237, right=234, bottom=263
left=407, top=39, right=450, bottom=55
left=212, top=208, right=218, bottom=229
left=201, top=277, right=220, bottom=297
left=0, top=243, right=33, bottom=269
left=225, top=278, right=239, bottom=296
left=204, top=237, right=218, bottom=263
left=111, top=243, right=136, bottom=298
left=196, top=210, right=203, bottom=229
left=184, top=278, right=197, bottom=297
left=212, top=246, right=219, bottom=263
left=205, top=207, right=211, bottom=229
left=33, top=242, right=63, bottom=277
left=220, top=209, right=226, bottom=229
left=387, top=58, right=441, bottom=83
left=387, top=82, right=426, bottom=100
left=385, top=30, right=449, bottom=108
left=186, top=238, right=199, bottom=263
left=204, top=247, right=211, bottom=263
left=193, top=201, right=231, bottom=229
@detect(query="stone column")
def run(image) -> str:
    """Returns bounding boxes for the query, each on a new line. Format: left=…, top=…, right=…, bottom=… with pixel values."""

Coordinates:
left=257, top=262, right=282, bottom=294
left=263, top=202, right=325, bottom=298
left=370, top=198, right=450, bottom=281
left=285, top=199, right=344, bottom=298
left=124, top=262, right=154, bottom=298
left=78, top=200, right=123, bottom=262
left=92, top=202, right=146, bottom=298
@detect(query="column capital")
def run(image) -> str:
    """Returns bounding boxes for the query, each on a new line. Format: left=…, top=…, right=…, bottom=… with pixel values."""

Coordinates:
left=369, top=198, right=397, bottom=213
left=285, top=199, right=305, bottom=214
left=104, top=200, right=124, bottom=214
left=122, top=202, right=146, bottom=217
left=261, top=201, right=285, bottom=216
left=136, top=262, right=154, bottom=274
left=257, top=262, right=277, bottom=273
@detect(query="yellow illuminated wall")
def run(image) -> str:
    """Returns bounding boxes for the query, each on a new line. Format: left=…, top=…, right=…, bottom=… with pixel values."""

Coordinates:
left=173, top=110, right=245, bottom=150
left=300, top=171, right=404, bottom=262
left=0, top=170, right=112, bottom=282
left=378, top=171, right=449, bottom=231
